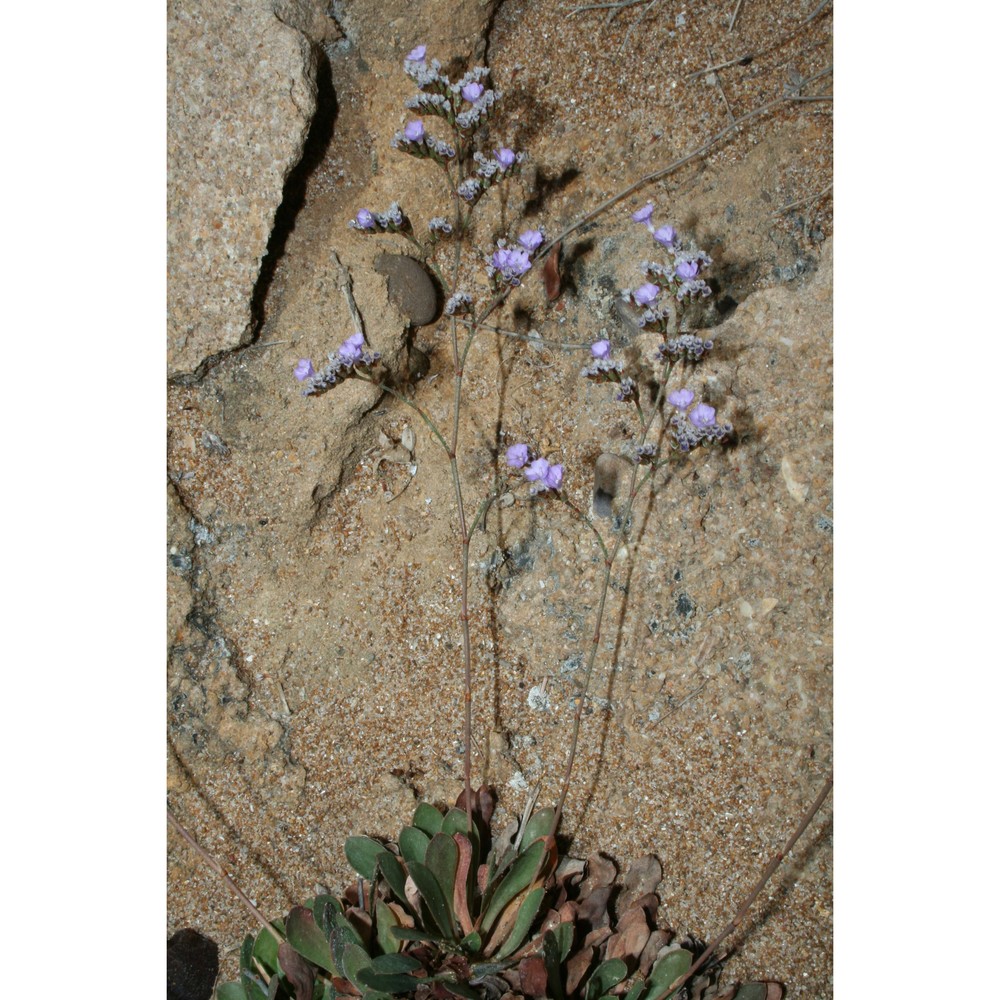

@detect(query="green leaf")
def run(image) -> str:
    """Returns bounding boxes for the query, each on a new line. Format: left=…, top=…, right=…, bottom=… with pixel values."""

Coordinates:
left=412, top=802, right=444, bottom=836
left=399, top=826, right=431, bottom=867
left=408, top=859, right=457, bottom=939
left=251, top=924, right=283, bottom=976
left=425, top=833, right=460, bottom=903
left=389, top=926, right=448, bottom=944
left=285, top=905, right=336, bottom=974
left=521, top=807, right=555, bottom=848
left=732, top=987, right=768, bottom=1000
left=460, top=931, right=482, bottom=953
left=357, top=968, right=422, bottom=993
left=542, top=929, right=565, bottom=1000
left=623, top=979, right=647, bottom=1000
left=216, top=983, right=249, bottom=1000
left=585, top=959, right=628, bottom=1000
left=370, top=953, right=423, bottom=974
left=493, top=884, right=545, bottom=961
left=480, top=839, right=546, bottom=933
left=431, top=977, right=480, bottom=1000
left=330, top=914, right=365, bottom=974
left=375, top=898, right=402, bottom=955
left=237, top=935, right=269, bottom=1000
left=311, top=895, right=343, bottom=938
left=442, top=809, right=480, bottom=866
left=645, top=949, right=693, bottom=1000
left=345, top=836, right=385, bottom=882
left=340, top=940, right=374, bottom=991
left=551, top=921, right=573, bottom=962
left=377, top=851, right=409, bottom=907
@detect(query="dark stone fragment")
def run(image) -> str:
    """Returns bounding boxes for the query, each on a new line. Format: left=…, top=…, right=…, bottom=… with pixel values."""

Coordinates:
left=375, top=253, right=439, bottom=326
left=167, top=928, right=219, bottom=1000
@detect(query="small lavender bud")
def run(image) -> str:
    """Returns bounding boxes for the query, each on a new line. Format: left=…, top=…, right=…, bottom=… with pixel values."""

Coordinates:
left=632, top=202, right=654, bottom=226
left=506, top=443, right=529, bottom=468
left=444, top=291, right=472, bottom=315
left=653, top=225, right=677, bottom=247
left=518, top=229, right=544, bottom=253
left=633, top=282, right=660, bottom=306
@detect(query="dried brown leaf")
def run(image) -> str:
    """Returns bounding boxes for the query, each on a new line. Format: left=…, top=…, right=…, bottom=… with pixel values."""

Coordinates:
left=564, top=944, right=595, bottom=995
left=619, top=856, right=662, bottom=913
left=576, top=885, right=612, bottom=928
left=518, top=955, right=550, bottom=997
left=278, top=942, right=316, bottom=1000
left=638, top=929, right=673, bottom=978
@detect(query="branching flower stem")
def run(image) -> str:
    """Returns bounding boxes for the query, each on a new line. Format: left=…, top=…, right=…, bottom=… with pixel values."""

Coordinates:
left=551, top=361, right=674, bottom=835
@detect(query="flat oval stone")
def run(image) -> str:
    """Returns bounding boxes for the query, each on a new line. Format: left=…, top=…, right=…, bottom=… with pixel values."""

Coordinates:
left=374, top=253, right=439, bottom=327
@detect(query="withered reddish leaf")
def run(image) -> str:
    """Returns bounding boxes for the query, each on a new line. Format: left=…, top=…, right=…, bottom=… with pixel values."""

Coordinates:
left=581, top=853, right=617, bottom=894
left=576, top=885, right=612, bottom=928
left=638, top=929, right=672, bottom=978
left=543, top=242, right=562, bottom=301
left=605, top=915, right=651, bottom=964
left=581, top=925, right=611, bottom=950
left=278, top=942, right=316, bottom=1000
left=331, top=976, right=361, bottom=997
left=478, top=784, right=496, bottom=826
left=518, top=954, right=550, bottom=996
left=629, top=893, right=660, bottom=919
left=452, top=833, right=476, bottom=935
left=564, top=944, right=594, bottom=995
left=621, top=856, right=662, bottom=905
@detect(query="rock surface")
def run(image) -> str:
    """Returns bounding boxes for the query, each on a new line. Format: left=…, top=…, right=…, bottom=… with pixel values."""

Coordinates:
left=167, top=0, right=338, bottom=376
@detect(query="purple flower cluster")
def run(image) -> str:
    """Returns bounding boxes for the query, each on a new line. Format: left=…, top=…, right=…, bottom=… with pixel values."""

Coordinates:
left=295, top=333, right=381, bottom=396
left=658, top=333, right=715, bottom=362
left=580, top=340, right=637, bottom=403
left=390, top=119, right=456, bottom=162
left=628, top=204, right=714, bottom=305
left=507, top=444, right=563, bottom=492
left=349, top=203, right=408, bottom=234
left=487, top=228, right=544, bottom=287
left=667, top=390, right=733, bottom=451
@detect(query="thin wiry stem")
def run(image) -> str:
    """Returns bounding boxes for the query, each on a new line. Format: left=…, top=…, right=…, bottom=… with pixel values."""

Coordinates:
left=666, top=774, right=833, bottom=996
left=167, top=806, right=283, bottom=945
left=552, top=362, right=676, bottom=834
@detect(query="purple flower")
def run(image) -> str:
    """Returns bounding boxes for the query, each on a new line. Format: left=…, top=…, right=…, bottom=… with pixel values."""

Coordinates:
left=653, top=225, right=676, bottom=247
left=591, top=339, right=611, bottom=359
left=461, top=81, right=484, bottom=102
left=494, top=147, right=516, bottom=168
left=492, top=247, right=532, bottom=284
left=506, top=443, right=529, bottom=468
left=338, top=332, right=365, bottom=363
left=406, top=45, right=427, bottom=61
left=689, top=402, right=716, bottom=429
left=404, top=120, right=425, bottom=142
left=294, top=358, right=315, bottom=381
left=524, top=458, right=550, bottom=483
left=542, top=463, right=563, bottom=490
left=676, top=260, right=699, bottom=280
left=633, top=282, right=661, bottom=305
left=353, top=208, right=375, bottom=230
left=518, top=229, right=544, bottom=252
left=632, top=202, right=654, bottom=225
left=667, top=388, right=695, bottom=410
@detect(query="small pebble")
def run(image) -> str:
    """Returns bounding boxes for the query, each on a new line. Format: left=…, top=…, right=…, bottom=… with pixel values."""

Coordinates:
left=375, top=253, right=439, bottom=326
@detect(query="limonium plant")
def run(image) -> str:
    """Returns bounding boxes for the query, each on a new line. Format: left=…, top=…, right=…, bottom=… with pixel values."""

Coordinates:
left=169, top=44, right=832, bottom=1000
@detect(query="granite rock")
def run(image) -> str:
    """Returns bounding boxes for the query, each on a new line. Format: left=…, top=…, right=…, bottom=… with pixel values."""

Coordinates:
left=167, top=0, right=338, bottom=376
